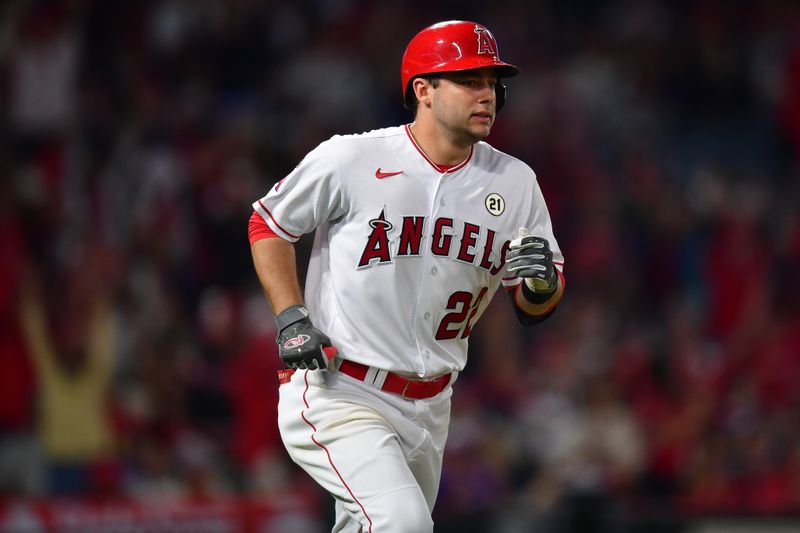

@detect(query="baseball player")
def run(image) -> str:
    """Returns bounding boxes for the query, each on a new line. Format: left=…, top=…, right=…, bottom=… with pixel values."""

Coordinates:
left=249, top=20, right=565, bottom=533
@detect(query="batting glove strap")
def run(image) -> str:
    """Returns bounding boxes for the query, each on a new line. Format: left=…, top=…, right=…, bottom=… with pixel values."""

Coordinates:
left=521, top=277, right=557, bottom=304
left=275, top=304, right=311, bottom=333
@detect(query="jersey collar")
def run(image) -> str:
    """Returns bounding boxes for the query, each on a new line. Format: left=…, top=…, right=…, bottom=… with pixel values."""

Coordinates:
left=404, top=124, right=473, bottom=174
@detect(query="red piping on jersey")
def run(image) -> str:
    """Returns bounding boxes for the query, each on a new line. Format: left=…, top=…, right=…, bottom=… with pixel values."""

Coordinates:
left=257, top=200, right=301, bottom=240
left=300, top=370, right=374, bottom=532
left=405, top=124, right=473, bottom=174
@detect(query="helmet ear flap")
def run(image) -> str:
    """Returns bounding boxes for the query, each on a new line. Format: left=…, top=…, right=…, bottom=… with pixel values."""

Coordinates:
left=404, top=81, right=416, bottom=109
left=496, top=82, right=507, bottom=112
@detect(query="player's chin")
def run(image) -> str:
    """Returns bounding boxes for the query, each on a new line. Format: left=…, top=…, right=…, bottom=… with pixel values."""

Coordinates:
left=468, top=123, right=492, bottom=140
left=469, top=114, right=493, bottom=136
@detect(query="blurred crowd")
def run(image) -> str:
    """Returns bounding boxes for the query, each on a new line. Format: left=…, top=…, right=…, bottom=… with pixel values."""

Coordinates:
left=1, top=0, right=799, bottom=532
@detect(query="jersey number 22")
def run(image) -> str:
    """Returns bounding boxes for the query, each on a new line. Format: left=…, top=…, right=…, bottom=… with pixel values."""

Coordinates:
left=435, top=287, right=489, bottom=340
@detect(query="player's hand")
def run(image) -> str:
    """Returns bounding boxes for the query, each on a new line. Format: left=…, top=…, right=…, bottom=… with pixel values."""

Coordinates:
left=275, top=305, right=338, bottom=370
left=505, top=235, right=558, bottom=294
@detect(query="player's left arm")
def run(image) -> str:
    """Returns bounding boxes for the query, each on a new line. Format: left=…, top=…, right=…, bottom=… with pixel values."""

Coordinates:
left=503, top=172, right=565, bottom=326
left=505, top=234, right=565, bottom=326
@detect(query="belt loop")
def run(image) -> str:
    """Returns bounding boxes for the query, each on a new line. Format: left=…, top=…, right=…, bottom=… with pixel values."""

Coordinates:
left=371, top=368, right=389, bottom=389
left=363, top=366, right=379, bottom=386
left=364, top=366, right=388, bottom=388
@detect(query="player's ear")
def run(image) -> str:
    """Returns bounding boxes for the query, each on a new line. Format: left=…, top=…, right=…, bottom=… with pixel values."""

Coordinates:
left=412, top=78, right=433, bottom=108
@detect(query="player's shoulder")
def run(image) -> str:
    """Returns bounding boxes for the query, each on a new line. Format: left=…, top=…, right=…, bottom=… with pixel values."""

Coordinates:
left=311, top=126, right=404, bottom=162
left=308, top=126, right=405, bottom=165
left=325, top=126, right=406, bottom=147
left=299, top=126, right=403, bottom=172
left=473, top=141, right=538, bottom=179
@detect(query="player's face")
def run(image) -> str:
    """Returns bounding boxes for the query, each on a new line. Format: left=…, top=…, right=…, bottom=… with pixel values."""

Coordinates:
left=431, top=67, right=499, bottom=145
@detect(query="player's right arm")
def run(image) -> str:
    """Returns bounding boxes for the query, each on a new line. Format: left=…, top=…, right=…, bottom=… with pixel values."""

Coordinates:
left=250, top=138, right=346, bottom=369
left=249, top=214, right=337, bottom=370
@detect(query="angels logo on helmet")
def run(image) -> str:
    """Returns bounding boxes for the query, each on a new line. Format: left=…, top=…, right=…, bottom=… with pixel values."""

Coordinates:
left=474, top=25, right=496, bottom=56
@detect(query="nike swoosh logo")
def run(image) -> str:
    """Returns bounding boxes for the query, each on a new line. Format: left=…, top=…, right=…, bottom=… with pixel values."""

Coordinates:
left=375, top=168, right=403, bottom=179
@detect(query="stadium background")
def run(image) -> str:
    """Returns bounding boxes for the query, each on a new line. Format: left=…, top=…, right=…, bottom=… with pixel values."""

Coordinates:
left=1, top=0, right=799, bottom=531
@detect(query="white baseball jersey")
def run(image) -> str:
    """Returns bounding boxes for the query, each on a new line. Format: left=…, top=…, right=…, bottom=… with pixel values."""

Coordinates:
left=253, top=124, right=563, bottom=377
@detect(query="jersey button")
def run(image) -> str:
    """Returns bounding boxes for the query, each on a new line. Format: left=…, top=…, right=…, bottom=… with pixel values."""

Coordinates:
left=423, top=312, right=431, bottom=320
left=431, top=266, right=438, bottom=275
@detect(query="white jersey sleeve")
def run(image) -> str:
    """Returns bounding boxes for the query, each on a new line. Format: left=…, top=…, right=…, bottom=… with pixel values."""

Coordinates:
left=253, top=138, right=346, bottom=241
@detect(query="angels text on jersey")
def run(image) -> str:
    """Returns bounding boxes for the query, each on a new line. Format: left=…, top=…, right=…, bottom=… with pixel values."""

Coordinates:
left=358, top=208, right=511, bottom=275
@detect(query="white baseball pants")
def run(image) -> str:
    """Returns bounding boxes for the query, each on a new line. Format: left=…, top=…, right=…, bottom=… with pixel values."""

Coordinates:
left=277, top=368, right=453, bottom=533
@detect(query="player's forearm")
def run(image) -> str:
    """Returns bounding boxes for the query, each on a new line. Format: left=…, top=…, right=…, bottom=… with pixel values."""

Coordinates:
left=514, top=274, right=564, bottom=316
left=509, top=270, right=565, bottom=326
left=250, top=237, right=304, bottom=315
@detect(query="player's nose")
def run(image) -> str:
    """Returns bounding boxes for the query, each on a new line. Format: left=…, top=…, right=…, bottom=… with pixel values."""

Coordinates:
left=476, top=81, right=496, bottom=103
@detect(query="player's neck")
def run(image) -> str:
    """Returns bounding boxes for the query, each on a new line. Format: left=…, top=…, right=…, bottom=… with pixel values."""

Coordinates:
left=408, top=121, right=472, bottom=167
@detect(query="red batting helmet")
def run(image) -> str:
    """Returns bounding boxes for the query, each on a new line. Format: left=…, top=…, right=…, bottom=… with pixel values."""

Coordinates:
left=401, top=20, right=520, bottom=108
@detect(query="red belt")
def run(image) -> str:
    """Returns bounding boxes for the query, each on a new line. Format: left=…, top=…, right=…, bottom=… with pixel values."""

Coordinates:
left=339, top=360, right=453, bottom=399
left=276, top=361, right=454, bottom=400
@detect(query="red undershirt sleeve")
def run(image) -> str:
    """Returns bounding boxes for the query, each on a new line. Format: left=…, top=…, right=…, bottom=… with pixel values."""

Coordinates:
left=248, top=211, right=279, bottom=244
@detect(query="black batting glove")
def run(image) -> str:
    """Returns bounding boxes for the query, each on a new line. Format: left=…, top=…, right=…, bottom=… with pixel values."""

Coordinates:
left=505, top=235, right=558, bottom=295
left=275, top=305, right=337, bottom=370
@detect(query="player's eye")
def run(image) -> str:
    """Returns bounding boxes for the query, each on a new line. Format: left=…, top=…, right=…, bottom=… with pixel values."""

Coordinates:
left=459, top=79, right=497, bottom=89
